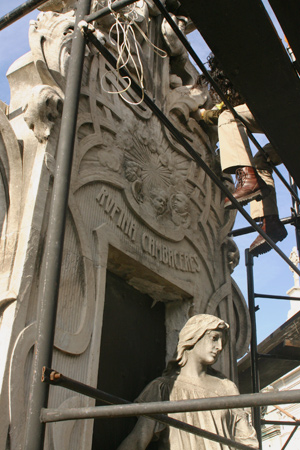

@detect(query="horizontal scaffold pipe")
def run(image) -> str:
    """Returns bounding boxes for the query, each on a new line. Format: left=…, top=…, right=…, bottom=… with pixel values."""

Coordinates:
left=41, top=368, right=254, bottom=450
left=229, top=215, right=295, bottom=237
left=41, top=389, right=300, bottom=423
left=85, top=0, right=137, bottom=23
left=255, top=293, right=300, bottom=301
left=261, top=420, right=300, bottom=426
left=40, top=412, right=256, bottom=450
left=0, top=0, right=48, bottom=31
left=84, top=27, right=300, bottom=277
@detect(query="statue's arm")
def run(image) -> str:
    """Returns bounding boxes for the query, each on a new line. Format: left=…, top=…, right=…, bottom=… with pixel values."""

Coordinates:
left=224, top=380, right=259, bottom=449
left=117, top=416, right=157, bottom=450
left=118, top=377, right=168, bottom=449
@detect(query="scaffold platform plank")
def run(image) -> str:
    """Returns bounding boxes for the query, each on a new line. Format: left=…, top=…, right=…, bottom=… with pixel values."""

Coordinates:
left=269, top=0, right=300, bottom=66
left=180, top=0, right=300, bottom=188
left=238, top=311, right=300, bottom=393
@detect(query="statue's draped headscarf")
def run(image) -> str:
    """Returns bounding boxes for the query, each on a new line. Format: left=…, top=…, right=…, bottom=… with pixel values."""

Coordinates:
left=165, top=314, right=229, bottom=373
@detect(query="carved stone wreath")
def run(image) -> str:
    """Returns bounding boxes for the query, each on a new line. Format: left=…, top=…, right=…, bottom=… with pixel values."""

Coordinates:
left=119, top=117, right=194, bottom=233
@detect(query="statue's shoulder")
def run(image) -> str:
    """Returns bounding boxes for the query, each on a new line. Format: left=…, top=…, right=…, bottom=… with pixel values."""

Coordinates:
left=208, top=368, right=240, bottom=394
left=136, top=376, right=172, bottom=403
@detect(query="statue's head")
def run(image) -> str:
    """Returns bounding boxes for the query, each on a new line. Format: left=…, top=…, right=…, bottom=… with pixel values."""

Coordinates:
left=170, top=192, right=189, bottom=214
left=166, top=315, right=229, bottom=374
left=150, top=188, right=168, bottom=215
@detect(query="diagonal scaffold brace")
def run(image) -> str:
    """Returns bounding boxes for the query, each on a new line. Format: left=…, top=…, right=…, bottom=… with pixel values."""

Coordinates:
left=82, top=24, right=300, bottom=277
left=41, top=367, right=261, bottom=450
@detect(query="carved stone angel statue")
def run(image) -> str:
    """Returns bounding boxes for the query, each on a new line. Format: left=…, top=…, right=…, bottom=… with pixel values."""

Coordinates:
left=117, top=314, right=258, bottom=449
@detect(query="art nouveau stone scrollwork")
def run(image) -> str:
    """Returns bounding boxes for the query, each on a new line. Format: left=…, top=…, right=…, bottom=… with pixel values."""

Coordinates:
left=0, top=2, right=251, bottom=449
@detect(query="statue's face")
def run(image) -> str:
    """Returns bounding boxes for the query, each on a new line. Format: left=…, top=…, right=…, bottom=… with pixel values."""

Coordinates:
left=172, top=193, right=188, bottom=213
left=152, top=195, right=167, bottom=214
left=191, top=330, right=224, bottom=366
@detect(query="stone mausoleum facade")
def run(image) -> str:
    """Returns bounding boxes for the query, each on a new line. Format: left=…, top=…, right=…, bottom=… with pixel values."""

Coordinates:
left=0, top=1, right=251, bottom=448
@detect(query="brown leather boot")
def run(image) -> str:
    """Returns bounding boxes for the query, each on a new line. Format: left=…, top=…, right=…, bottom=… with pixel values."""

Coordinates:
left=224, top=167, right=270, bottom=209
left=249, top=215, right=287, bottom=256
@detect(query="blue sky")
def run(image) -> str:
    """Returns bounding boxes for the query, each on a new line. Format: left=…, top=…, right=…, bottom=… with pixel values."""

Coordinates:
left=187, top=1, right=298, bottom=345
left=0, top=1, right=298, bottom=345
left=0, top=2, right=38, bottom=104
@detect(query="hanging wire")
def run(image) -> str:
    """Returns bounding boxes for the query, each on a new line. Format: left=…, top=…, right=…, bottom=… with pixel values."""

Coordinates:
left=100, top=0, right=167, bottom=105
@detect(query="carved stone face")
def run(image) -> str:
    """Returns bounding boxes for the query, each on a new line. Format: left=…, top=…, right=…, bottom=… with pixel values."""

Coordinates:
left=191, top=329, right=224, bottom=366
left=150, top=189, right=168, bottom=215
left=171, top=193, right=189, bottom=214
left=152, top=195, right=167, bottom=215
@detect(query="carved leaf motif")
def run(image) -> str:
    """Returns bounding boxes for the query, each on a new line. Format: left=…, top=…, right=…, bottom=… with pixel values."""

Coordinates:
left=29, top=10, right=76, bottom=92
left=97, top=131, right=122, bottom=173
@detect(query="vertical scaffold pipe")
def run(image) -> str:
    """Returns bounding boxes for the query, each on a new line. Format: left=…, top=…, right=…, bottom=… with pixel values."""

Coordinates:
left=245, top=249, right=262, bottom=448
left=23, top=0, right=92, bottom=449
left=289, top=174, right=300, bottom=257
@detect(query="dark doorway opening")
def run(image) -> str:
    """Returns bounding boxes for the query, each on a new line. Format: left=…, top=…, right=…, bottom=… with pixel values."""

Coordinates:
left=92, top=270, right=166, bottom=449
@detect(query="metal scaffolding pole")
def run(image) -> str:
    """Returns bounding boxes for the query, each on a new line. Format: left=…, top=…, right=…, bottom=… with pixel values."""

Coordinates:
left=229, top=216, right=296, bottom=238
left=289, top=174, right=300, bottom=256
left=282, top=426, right=298, bottom=450
left=84, top=0, right=137, bottom=22
left=23, top=0, right=92, bottom=449
left=84, top=27, right=300, bottom=277
left=41, top=389, right=300, bottom=421
left=40, top=369, right=254, bottom=450
left=261, top=420, right=300, bottom=426
left=254, top=293, right=300, bottom=301
left=1, top=3, right=299, bottom=449
left=246, top=250, right=262, bottom=448
left=150, top=0, right=300, bottom=206
left=0, top=0, right=48, bottom=30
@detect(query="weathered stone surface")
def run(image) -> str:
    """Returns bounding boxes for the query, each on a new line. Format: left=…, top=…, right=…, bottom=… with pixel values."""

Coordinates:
left=117, top=314, right=258, bottom=450
left=0, top=2, right=251, bottom=449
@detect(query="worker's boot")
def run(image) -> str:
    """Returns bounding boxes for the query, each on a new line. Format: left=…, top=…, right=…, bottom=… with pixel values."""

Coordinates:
left=224, top=167, right=270, bottom=209
left=249, top=215, right=287, bottom=257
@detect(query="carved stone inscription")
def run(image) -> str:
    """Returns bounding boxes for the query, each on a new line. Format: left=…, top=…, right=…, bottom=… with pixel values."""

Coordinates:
left=96, top=186, right=137, bottom=242
left=0, top=5, right=253, bottom=449
left=141, top=233, right=200, bottom=273
left=96, top=184, right=200, bottom=274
